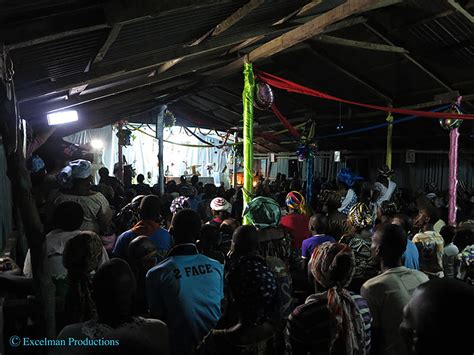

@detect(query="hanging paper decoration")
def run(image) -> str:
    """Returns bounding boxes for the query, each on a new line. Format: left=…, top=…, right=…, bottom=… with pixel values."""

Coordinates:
left=439, top=103, right=462, bottom=131
left=164, top=109, right=176, bottom=128
left=116, top=128, right=133, bottom=146
left=253, top=81, right=274, bottom=110
left=295, top=120, right=317, bottom=161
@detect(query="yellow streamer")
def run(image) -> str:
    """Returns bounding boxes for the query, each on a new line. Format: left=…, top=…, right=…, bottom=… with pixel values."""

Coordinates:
left=386, top=112, right=393, bottom=170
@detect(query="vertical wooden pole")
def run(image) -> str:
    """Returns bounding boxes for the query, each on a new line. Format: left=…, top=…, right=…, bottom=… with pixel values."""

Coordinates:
left=386, top=112, right=393, bottom=169
left=117, top=120, right=124, bottom=182
left=0, top=47, right=55, bottom=340
left=233, top=132, right=238, bottom=188
left=156, top=105, right=166, bottom=195
left=242, top=62, right=254, bottom=225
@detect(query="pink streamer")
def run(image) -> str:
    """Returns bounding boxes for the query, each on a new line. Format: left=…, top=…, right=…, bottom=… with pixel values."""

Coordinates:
left=448, top=128, right=459, bottom=226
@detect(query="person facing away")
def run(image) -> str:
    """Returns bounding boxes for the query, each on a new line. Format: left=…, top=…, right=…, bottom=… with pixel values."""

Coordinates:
left=392, top=214, right=420, bottom=270
left=51, top=159, right=112, bottom=234
left=279, top=191, right=311, bottom=250
left=198, top=224, right=225, bottom=264
left=361, top=224, right=429, bottom=355
left=287, top=242, right=372, bottom=355
left=196, top=255, right=282, bottom=355
left=412, top=205, right=444, bottom=278
left=113, top=195, right=172, bottom=259
left=135, top=173, right=151, bottom=195
left=62, top=232, right=106, bottom=325
left=400, top=278, right=474, bottom=355
left=146, top=209, right=224, bottom=355
left=55, top=259, right=169, bottom=355
left=340, top=202, right=379, bottom=292
left=439, top=225, right=459, bottom=278
left=302, top=214, right=335, bottom=262
left=128, top=236, right=161, bottom=316
left=24, top=201, right=108, bottom=280
left=208, top=197, right=232, bottom=227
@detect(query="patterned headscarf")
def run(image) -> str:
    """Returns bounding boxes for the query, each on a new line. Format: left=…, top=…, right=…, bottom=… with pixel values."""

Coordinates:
left=57, top=159, right=92, bottom=188
left=226, top=255, right=278, bottom=325
left=309, top=242, right=366, bottom=355
left=348, top=203, right=373, bottom=230
left=170, top=196, right=190, bottom=214
left=377, top=164, right=394, bottom=178
left=286, top=191, right=306, bottom=213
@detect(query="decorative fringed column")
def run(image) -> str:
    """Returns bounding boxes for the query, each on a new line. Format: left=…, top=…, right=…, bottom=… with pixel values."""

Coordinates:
left=448, top=127, right=459, bottom=226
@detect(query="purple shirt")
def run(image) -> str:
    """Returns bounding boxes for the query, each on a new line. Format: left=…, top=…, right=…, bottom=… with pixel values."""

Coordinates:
left=301, top=235, right=336, bottom=258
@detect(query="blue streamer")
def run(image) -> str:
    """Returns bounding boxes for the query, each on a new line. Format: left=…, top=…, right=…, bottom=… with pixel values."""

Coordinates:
left=317, top=105, right=450, bottom=140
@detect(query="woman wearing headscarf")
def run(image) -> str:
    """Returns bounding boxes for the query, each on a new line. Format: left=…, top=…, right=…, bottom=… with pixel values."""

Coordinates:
left=197, top=255, right=282, bottom=355
left=62, top=232, right=105, bottom=326
left=280, top=191, right=311, bottom=250
left=49, top=159, right=112, bottom=234
left=287, top=242, right=372, bottom=355
left=340, top=203, right=379, bottom=292
left=337, top=168, right=363, bottom=215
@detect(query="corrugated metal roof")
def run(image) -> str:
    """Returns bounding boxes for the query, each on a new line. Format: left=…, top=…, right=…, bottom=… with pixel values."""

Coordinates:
left=11, top=29, right=108, bottom=87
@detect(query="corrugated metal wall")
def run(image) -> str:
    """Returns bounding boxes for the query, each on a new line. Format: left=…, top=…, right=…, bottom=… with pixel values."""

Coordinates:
left=0, top=142, right=12, bottom=253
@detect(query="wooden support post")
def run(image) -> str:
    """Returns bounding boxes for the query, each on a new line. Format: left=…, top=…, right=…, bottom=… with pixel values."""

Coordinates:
left=156, top=105, right=166, bottom=195
left=233, top=132, right=238, bottom=188
left=117, top=120, right=124, bottom=182
left=0, top=48, right=55, bottom=339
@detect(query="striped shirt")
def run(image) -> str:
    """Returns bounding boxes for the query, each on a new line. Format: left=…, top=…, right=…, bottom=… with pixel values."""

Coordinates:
left=286, top=292, right=371, bottom=355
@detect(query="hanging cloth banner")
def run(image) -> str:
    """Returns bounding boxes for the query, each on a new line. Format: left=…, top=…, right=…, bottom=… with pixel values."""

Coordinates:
left=448, top=128, right=459, bottom=225
left=386, top=112, right=394, bottom=170
left=271, top=104, right=302, bottom=138
left=255, top=70, right=474, bottom=120
left=242, top=62, right=255, bottom=225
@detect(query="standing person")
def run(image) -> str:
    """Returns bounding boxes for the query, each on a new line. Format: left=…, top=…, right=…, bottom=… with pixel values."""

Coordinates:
left=280, top=191, right=311, bottom=250
left=55, top=259, right=169, bottom=355
left=197, top=255, right=281, bottom=355
left=439, top=225, right=459, bottom=278
left=287, top=242, right=372, bottom=355
left=400, top=278, right=474, bottom=355
left=392, top=214, right=419, bottom=270
left=301, top=214, right=335, bottom=265
left=373, top=165, right=396, bottom=207
left=361, top=224, right=429, bottom=355
left=336, top=168, right=362, bottom=215
left=146, top=209, right=224, bottom=355
left=340, top=203, right=378, bottom=292
left=113, top=195, right=172, bottom=259
left=412, top=205, right=445, bottom=278
left=51, top=160, right=112, bottom=234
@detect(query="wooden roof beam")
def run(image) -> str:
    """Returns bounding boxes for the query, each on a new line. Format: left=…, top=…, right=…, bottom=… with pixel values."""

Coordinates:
left=157, top=0, right=264, bottom=74
left=314, top=34, right=408, bottom=53
left=206, top=0, right=403, bottom=80
left=447, top=0, right=474, bottom=23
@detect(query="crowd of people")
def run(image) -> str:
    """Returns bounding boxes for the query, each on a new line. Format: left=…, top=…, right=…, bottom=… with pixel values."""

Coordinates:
left=1, top=158, right=474, bottom=355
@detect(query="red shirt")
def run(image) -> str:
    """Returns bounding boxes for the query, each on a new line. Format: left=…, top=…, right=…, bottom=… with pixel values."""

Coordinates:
left=280, top=213, right=311, bottom=249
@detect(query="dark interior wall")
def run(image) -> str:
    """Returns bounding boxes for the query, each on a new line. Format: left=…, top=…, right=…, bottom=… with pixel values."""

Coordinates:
left=314, top=150, right=474, bottom=191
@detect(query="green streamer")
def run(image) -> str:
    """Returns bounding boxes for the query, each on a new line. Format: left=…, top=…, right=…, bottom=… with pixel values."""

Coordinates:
left=242, top=62, right=255, bottom=225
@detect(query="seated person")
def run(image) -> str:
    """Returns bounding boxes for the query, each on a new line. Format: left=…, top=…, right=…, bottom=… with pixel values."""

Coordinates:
left=198, top=224, right=225, bottom=264
left=55, top=259, right=168, bottom=355
left=113, top=195, right=172, bottom=259
left=197, top=255, right=281, bottom=355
